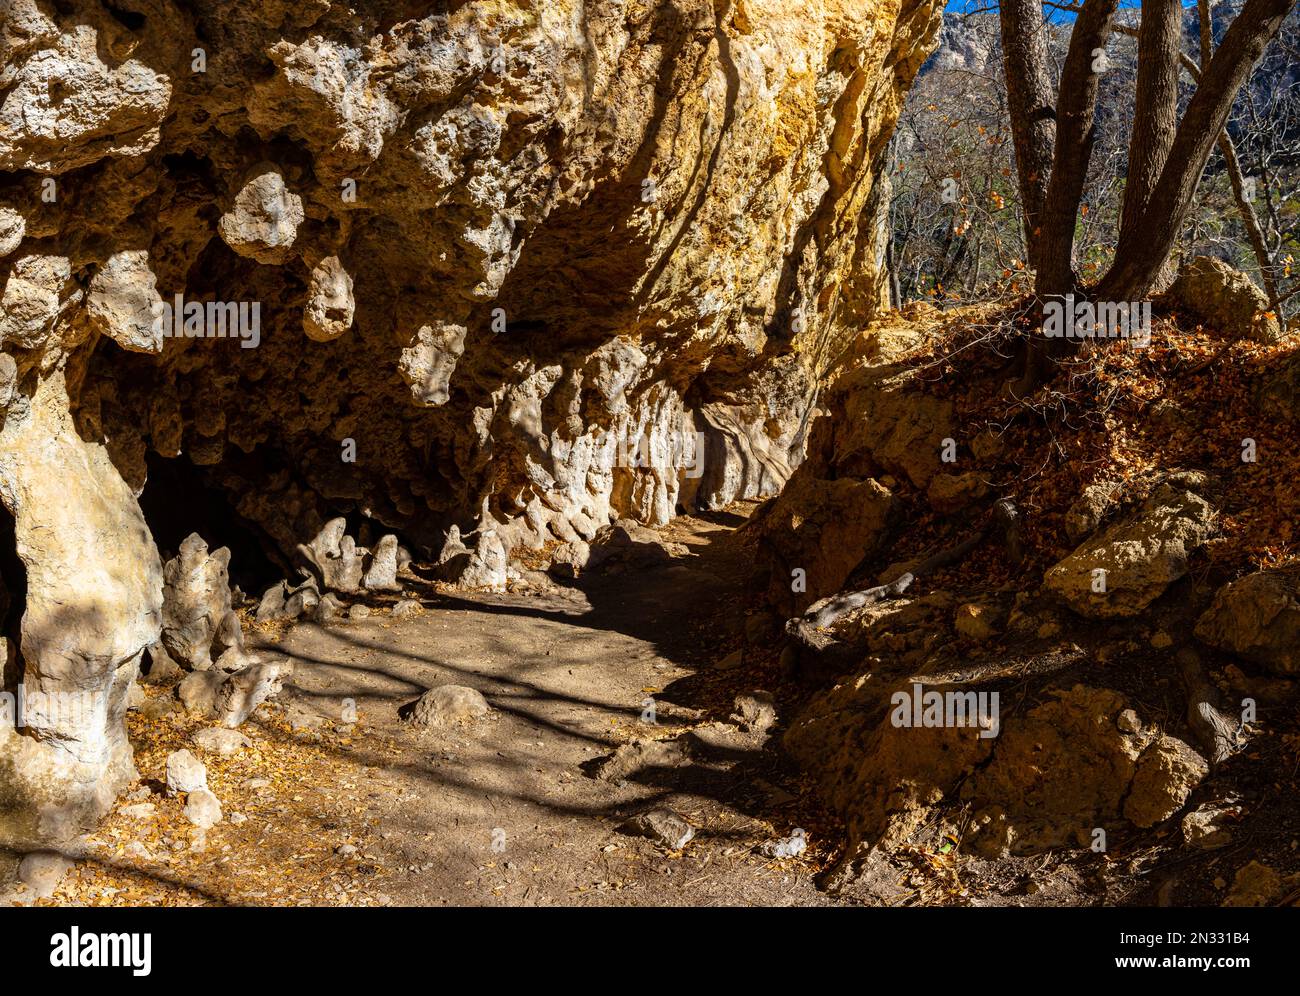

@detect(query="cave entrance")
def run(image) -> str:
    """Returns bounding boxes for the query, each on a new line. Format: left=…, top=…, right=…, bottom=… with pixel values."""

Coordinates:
left=138, top=452, right=281, bottom=595
left=0, top=501, right=25, bottom=689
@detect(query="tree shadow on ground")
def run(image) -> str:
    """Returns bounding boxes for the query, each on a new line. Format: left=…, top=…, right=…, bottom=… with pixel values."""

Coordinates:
left=233, top=513, right=806, bottom=859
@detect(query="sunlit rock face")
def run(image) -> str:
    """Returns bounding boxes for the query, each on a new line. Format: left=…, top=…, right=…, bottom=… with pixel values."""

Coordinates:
left=0, top=0, right=940, bottom=844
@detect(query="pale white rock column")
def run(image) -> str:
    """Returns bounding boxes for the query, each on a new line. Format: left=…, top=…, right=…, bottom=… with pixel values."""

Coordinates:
left=0, top=371, right=163, bottom=847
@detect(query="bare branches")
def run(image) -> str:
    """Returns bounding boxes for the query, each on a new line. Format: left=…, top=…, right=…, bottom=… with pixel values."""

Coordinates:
left=899, top=1, right=1297, bottom=324
left=1099, top=0, right=1296, bottom=301
left=1115, top=5, right=1287, bottom=305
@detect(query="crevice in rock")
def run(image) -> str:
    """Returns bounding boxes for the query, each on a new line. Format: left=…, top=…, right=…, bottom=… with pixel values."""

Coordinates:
left=0, top=503, right=25, bottom=691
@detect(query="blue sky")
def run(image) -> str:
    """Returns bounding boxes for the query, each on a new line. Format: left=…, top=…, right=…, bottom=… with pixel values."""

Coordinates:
left=944, top=1, right=1163, bottom=21
left=951, top=0, right=1190, bottom=14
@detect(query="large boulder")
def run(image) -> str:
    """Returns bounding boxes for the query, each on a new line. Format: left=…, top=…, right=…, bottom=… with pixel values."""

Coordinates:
left=1194, top=568, right=1300, bottom=675
left=763, top=475, right=895, bottom=616
left=1167, top=256, right=1282, bottom=343
left=787, top=679, right=1209, bottom=879
left=1044, top=484, right=1216, bottom=618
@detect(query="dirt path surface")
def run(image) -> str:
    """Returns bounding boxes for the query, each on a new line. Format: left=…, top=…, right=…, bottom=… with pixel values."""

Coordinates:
left=11, top=507, right=844, bottom=907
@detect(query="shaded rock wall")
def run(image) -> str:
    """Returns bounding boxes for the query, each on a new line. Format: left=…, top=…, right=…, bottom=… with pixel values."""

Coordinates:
left=759, top=308, right=955, bottom=617
left=0, top=0, right=941, bottom=845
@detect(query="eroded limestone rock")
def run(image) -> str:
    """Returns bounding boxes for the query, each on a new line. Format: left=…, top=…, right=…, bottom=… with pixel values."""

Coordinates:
left=1044, top=485, right=1216, bottom=619
left=85, top=250, right=164, bottom=354
left=927, top=471, right=989, bottom=514
left=0, top=22, right=171, bottom=173
left=0, top=371, right=162, bottom=848
left=398, top=323, right=467, bottom=408
left=165, top=749, right=207, bottom=795
left=594, top=737, right=692, bottom=783
left=361, top=534, right=401, bottom=593
left=298, top=519, right=365, bottom=594
left=456, top=531, right=509, bottom=591
left=402, top=685, right=491, bottom=728
left=303, top=255, right=355, bottom=342
left=1, top=0, right=944, bottom=849
left=1168, top=256, right=1282, bottom=344
left=621, top=808, right=695, bottom=850
left=62, top=0, right=940, bottom=582
left=160, top=534, right=234, bottom=671
left=1194, top=568, right=1300, bottom=675
left=192, top=727, right=251, bottom=757
left=0, top=353, right=16, bottom=409
left=1123, top=735, right=1209, bottom=829
left=730, top=691, right=777, bottom=735
left=218, top=164, right=305, bottom=264
left=0, top=208, right=24, bottom=258
left=179, top=658, right=293, bottom=729
left=183, top=788, right=222, bottom=829
left=1223, top=860, right=1282, bottom=907
left=0, top=255, right=72, bottom=351
left=17, top=851, right=72, bottom=899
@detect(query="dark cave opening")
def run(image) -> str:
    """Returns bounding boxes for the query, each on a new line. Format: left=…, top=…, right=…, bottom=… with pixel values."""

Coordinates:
left=0, top=503, right=25, bottom=689
left=138, top=451, right=281, bottom=595
left=103, top=1, right=147, bottom=31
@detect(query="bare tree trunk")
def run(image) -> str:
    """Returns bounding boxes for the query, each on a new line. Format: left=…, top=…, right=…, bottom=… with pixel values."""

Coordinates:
left=1119, top=0, right=1182, bottom=290
left=886, top=228, right=902, bottom=309
left=999, top=0, right=1057, bottom=271
left=1000, top=0, right=1120, bottom=395
left=1037, top=0, right=1121, bottom=299
left=1099, top=0, right=1295, bottom=301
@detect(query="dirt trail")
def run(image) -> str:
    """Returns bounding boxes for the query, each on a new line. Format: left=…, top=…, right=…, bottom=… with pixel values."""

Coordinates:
left=272, top=508, right=835, bottom=906
left=16, top=507, right=843, bottom=907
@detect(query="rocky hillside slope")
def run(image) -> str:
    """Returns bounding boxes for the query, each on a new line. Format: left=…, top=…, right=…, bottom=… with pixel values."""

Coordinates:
left=751, top=285, right=1300, bottom=900
left=0, top=0, right=942, bottom=848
